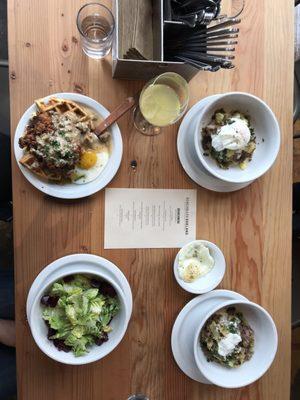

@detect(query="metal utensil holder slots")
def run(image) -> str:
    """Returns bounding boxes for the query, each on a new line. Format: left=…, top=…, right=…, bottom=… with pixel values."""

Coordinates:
left=112, top=0, right=238, bottom=80
left=113, top=0, right=199, bottom=81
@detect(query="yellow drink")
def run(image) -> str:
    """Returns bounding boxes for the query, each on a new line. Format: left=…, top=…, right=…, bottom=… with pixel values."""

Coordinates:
left=139, top=84, right=181, bottom=127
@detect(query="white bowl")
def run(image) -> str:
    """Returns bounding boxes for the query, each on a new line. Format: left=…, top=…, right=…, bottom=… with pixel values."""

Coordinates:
left=28, top=267, right=131, bottom=365
left=193, top=300, right=278, bottom=388
left=14, top=92, right=123, bottom=199
left=194, top=92, right=280, bottom=183
left=173, top=240, right=226, bottom=294
left=26, top=254, right=133, bottom=319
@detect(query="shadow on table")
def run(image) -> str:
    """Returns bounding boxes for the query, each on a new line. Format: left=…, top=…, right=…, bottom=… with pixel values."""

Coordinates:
left=292, top=182, right=300, bottom=399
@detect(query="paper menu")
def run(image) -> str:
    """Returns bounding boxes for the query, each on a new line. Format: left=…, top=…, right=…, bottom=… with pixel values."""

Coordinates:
left=104, top=189, right=197, bottom=249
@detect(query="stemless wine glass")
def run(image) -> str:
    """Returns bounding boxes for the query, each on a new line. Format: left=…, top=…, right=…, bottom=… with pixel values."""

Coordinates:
left=76, top=3, right=115, bottom=59
left=133, top=72, right=189, bottom=136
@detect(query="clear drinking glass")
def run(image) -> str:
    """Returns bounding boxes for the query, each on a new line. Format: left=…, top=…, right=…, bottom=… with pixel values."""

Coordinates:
left=133, top=72, right=189, bottom=136
left=76, top=3, right=115, bottom=59
left=127, top=395, right=149, bottom=400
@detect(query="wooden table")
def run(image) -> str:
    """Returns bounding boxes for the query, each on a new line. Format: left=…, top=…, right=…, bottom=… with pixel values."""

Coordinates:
left=8, top=1, right=294, bottom=399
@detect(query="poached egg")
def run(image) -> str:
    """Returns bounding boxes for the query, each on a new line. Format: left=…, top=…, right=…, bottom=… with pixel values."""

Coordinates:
left=211, top=117, right=251, bottom=152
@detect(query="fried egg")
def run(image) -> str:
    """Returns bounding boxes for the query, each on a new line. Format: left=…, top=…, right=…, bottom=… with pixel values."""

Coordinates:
left=178, top=242, right=214, bottom=283
left=72, top=150, right=109, bottom=184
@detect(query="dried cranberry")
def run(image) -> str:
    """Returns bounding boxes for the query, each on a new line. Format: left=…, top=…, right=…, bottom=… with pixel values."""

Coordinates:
left=90, top=278, right=102, bottom=289
left=226, top=306, right=236, bottom=315
left=91, top=278, right=117, bottom=297
left=95, top=332, right=108, bottom=346
left=62, top=275, right=74, bottom=283
left=41, top=295, right=59, bottom=307
left=99, top=282, right=117, bottom=298
left=52, top=339, right=71, bottom=352
left=47, top=327, right=57, bottom=339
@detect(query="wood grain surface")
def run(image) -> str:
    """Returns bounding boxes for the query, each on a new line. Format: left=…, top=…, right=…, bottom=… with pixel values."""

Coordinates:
left=8, top=1, right=294, bottom=399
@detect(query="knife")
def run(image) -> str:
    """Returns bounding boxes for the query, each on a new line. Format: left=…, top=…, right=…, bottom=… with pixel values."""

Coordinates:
left=94, top=94, right=139, bottom=136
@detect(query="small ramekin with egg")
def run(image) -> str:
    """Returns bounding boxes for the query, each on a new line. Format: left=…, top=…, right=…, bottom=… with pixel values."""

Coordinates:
left=173, top=240, right=226, bottom=294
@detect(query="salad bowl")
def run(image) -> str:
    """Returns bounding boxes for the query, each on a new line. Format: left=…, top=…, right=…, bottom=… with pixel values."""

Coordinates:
left=28, top=266, right=131, bottom=365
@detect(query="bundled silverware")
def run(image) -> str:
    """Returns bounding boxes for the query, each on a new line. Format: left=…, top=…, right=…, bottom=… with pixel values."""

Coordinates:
left=164, top=0, right=243, bottom=71
left=170, top=0, right=222, bottom=27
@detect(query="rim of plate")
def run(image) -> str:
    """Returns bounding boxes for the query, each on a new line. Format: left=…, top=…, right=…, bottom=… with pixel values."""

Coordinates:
left=14, top=92, right=123, bottom=199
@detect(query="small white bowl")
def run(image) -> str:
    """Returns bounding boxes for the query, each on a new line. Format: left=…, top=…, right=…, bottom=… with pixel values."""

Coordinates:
left=193, top=300, right=278, bottom=388
left=29, top=268, right=130, bottom=365
left=173, top=240, right=226, bottom=294
left=14, top=92, right=123, bottom=199
left=194, top=92, right=280, bottom=183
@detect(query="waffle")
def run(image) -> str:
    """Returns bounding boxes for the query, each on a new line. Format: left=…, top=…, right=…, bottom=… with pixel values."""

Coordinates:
left=35, top=97, right=90, bottom=122
left=19, top=153, right=61, bottom=181
left=18, top=96, right=98, bottom=183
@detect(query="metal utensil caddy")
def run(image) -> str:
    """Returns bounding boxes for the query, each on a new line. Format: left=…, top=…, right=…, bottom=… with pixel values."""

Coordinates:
left=112, top=0, right=201, bottom=81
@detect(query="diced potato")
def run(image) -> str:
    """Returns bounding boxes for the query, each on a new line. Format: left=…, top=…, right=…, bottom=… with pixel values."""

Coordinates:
left=232, top=112, right=250, bottom=126
left=246, top=141, right=256, bottom=153
left=207, top=340, right=214, bottom=350
left=215, top=112, right=225, bottom=125
left=240, top=160, right=248, bottom=170
left=226, top=150, right=235, bottom=159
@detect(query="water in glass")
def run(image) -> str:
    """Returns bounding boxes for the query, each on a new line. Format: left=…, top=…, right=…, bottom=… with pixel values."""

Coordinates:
left=77, top=3, right=115, bottom=59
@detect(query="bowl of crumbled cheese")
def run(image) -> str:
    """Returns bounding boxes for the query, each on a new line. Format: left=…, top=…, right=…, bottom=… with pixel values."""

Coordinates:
left=173, top=240, right=226, bottom=294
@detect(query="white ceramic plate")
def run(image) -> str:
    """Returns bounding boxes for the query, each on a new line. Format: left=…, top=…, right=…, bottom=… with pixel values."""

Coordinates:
left=171, top=289, right=248, bottom=384
left=177, top=95, right=253, bottom=192
left=173, top=240, right=226, bottom=294
left=14, top=93, right=123, bottom=199
left=26, top=253, right=133, bottom=321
